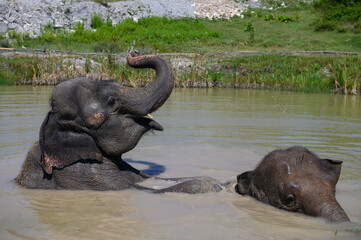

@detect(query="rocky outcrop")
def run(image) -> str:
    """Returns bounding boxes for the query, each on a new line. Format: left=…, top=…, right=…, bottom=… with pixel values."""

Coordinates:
left=193, top=0, right=246, bottom=20
left=0, top=0, right=195, bottom=37
left=0, top=0, right=250, bottom=37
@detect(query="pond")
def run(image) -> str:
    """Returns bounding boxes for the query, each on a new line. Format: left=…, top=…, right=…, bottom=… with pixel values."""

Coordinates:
left=0, top=86, right=360, bottom=239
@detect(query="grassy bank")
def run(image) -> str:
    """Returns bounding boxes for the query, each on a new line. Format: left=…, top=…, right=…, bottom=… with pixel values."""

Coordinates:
left=3, top=6, right=361, bottom=53
left=225, top=55, right=361, bottom=93
left=1, top=53, right=360, bottom=94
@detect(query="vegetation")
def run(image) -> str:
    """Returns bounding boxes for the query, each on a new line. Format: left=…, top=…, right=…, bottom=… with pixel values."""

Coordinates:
left=1, top=1, right=360, bottom=94
left=1, top=54, right=360, bottom=94
left=5, top=6, right=361, bottom=53
left=228, top=55, right=361, bottom=93
left=313, top=0, right=361, bottom=33
left=0, top=54, right=152, bottom=86
left=22, top=17, right=219, bottom=53
left=244, top=22, right=255, bottom=42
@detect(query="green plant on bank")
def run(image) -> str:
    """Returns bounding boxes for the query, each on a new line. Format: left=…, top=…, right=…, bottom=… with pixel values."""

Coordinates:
left=90, top=13, right=112, bottom=29
left=264, top=14, right=275, bottom=21
left=7, top=30, right=30, bottom=46
left=276, top=15, right=295, bottom=23
left=244, top=22, right=255, bottom=43
left=264, top=13, right=299, bottom=23
left=0, top=39, right=10, bottom=48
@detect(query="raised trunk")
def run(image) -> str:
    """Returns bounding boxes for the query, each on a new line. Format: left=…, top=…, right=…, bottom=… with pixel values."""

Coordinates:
left=119, top=51, right=174, bottom=116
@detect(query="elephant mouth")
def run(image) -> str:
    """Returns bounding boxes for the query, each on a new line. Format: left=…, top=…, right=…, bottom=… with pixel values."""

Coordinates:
left=130, top=115, right=163, bottom=131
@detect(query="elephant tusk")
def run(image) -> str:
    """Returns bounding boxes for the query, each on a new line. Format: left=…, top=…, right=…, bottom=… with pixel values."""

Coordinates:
left=146, top=113, right=153, bottom=119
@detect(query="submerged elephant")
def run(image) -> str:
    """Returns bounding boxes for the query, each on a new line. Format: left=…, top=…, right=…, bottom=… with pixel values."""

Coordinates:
left=16, top=51, right=221, bottom=193
left=234, top=146, right=350, bottom=222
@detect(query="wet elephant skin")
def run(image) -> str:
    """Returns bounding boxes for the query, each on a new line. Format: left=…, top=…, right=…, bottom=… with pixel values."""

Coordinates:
left=236, top=146, right=350, bottom=222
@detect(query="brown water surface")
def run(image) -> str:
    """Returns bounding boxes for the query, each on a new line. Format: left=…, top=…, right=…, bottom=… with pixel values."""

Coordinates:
left=0, top=87, right=360, bottom=239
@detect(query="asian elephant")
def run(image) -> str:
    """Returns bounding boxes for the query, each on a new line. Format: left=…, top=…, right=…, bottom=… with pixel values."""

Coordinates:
left=235, top=146, right=350, bottom=222
left=16, top=51, right=222, bottom=193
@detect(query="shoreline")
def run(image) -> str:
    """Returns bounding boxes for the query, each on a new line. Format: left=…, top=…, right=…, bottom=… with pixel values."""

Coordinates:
left=1, top=50, right=360, bottom=94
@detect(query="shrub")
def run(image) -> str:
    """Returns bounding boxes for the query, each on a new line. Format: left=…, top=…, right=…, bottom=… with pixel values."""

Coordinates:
left=8, top=31, right=30, bottom=46
left=0, top=39, right=10, bottom=48
left=276, top=16, right=295, bottom=23
left=264, top=14, right=275, bottom=21
left=8, top=31, right=22, bottom=45
left=354, top=22, right=361, bottom=33
left=313, top=19, right=336, bottom=31
left=244, top=22, right=255, bottom=42
left=244, top=22, right=255, bottom=32
left=313, top=0, right=361, bottom=31
left=91, top=13, right=104, bottom=29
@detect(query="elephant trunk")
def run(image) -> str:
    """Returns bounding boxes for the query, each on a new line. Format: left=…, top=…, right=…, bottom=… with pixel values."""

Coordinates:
left=119, top=51, right=174, bottom=116
left=303, top=194, right=350, bottom=222
left=317, top=201, right=350, bottom=222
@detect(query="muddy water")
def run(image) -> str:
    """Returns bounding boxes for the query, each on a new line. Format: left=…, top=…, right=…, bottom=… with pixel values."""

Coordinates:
left=0, top=86, right=360, bottom=240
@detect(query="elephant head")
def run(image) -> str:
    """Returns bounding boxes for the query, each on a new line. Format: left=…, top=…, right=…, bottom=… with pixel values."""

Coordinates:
left=236, top=147, right=350, bottom=222
left=40, top=51, right=174, bottom=174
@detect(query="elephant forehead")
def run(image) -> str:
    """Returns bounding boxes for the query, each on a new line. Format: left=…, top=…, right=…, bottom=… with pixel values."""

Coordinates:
left=285, top=171, right=332, bottom=191
left=280, top=161, right=324, bottom=178
left=51, top=79, right=93, bottom=109
left=278, top=152, right=320, bottom=170
left=257, top=159, right=322, bottom=185
left=299, top=176, right=333, bottom=197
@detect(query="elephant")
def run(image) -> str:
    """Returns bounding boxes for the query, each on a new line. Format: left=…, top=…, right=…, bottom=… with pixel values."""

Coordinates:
left=234, top=146, right=350, bottom=222
left=15, top=51, right=222, bottom=193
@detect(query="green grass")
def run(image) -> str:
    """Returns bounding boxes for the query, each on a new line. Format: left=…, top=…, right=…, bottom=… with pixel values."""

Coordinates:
left=23, top=17, right=219, bottom=53
left=7, top=7, right=361, bottom=53
left=203, top=8, right=360, bottom=52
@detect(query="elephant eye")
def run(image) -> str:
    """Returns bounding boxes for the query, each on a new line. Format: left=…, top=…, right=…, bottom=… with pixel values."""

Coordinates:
left=107, top=96, right=117, bottom=106
left=284, top=194, right=296, bottom=207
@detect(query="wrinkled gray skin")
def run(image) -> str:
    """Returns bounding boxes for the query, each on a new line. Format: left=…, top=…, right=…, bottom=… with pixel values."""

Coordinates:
left=235, top=146, right=350, bottom=222
left=16, top=51, right=222, bottom=193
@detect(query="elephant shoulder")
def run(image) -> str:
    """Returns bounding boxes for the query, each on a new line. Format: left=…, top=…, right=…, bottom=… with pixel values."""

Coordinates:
left=15, top=142, right=56, bottom=189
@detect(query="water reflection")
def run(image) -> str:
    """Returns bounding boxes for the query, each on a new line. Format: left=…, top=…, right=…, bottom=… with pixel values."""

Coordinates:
left=0, top=87, right=360, bottom=239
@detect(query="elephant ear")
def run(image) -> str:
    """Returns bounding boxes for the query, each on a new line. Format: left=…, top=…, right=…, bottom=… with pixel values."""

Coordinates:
left=236, top=171, right=253, bottom=195
left=39, top=112, right=103, bottom=175
left=318, top=158, right=343, bottom=186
